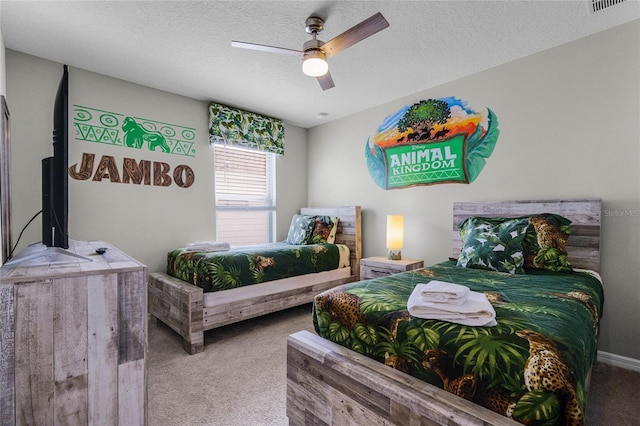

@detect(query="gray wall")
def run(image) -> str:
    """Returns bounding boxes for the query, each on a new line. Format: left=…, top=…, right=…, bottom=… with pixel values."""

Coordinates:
left=0, top=24, right=5, bottom=261
left=307, top=20, right=640, bottom=360
left=5, top=50, right=308, bottom=272
left=0, top=28, right=5, bottom=96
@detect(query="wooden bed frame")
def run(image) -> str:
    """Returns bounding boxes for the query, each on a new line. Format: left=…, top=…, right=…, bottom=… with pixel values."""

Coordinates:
left=287, top=199, right=601, bottom=426
left=148, top=206, right=361, bottom=354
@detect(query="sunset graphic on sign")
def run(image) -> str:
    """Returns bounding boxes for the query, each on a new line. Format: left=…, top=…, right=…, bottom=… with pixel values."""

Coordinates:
left=365, top=97, right=499, bottom=189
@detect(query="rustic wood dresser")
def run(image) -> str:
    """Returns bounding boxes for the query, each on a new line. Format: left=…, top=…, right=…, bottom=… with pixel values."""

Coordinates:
left=0, top=240, right=147, bottom=425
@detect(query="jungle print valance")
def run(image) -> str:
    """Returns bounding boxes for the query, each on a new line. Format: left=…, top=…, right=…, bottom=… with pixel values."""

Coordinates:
left=208, top=103, right=284, bottom=155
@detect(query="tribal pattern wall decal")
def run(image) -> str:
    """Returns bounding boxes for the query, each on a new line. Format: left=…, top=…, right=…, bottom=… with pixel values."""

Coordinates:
left=365, top=97, right=499, bottom=190
left=74, top=105, right=197, bottom=157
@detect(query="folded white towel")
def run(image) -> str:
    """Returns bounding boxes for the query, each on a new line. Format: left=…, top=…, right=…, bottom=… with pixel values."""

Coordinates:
left=185, top=241, right=230, bottom=252
left=419, top=280, right=470, bottom=305
left=408, top=284, right=497, bottom=327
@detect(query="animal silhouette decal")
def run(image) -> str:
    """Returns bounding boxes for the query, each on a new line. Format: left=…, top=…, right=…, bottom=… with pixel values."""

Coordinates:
left=122, top=117, right=171, bottom=152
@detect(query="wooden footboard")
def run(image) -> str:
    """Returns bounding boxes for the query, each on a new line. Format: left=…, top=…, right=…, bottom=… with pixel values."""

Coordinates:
left=202, top=272, right=356, bottom=329
left=149, top=271, right=356, bottom=354
left=148, top=272, right=204, bottom=354
left=287, top=331, right=518, bottom=426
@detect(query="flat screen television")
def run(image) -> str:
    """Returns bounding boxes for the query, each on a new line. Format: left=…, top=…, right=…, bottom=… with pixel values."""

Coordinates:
left=42, top=64, right=69, bottom=248
left=4, top=65, right=92, bottom=266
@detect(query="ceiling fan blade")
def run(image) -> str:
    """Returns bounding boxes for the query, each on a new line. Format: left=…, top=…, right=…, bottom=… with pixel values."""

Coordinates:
left=231, top=40, right=303, bottom=57
left=321, top=12, right=389, bottom=57
left=317, top=72, right=335, bottom=91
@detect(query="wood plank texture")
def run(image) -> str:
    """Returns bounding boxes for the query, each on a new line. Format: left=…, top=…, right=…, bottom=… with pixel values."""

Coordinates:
left=148, top=272, right=204, bottom=355
left=118, top=359, right=145, bottom=426
left=0, top=283, right=14, bottom=426
left=1, top=240, right=144, bottom=281
left=53, top=277, right=89, bottom=426
left=452, top=199, right=602, bottom=272
left=0, top=242, right=147, bottom=425
left=87, top=273, right=119, bottom=425
left=287, top=331, right=518, bottom=426
left=360, top=257, right=424, bottom=280
left=118, top=270, right=146, bottom=364
left=149, top=206, right=362, bottom=354
left=202, top=275, right=355, bottom=328
left=14, top=280, right=54, bottom=426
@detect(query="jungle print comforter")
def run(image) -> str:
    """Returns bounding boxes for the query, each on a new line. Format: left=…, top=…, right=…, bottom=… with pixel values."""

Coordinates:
left=313, top=260, right=604, bottom=425
left=167, top=242, right=348, bottom=293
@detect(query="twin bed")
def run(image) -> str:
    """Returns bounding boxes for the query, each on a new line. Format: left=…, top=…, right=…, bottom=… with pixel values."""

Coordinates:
left=287, top=199, right=602, bottom=426
left=148, top=199, right=602, bottom=425
left=148, top=206, right=362, bottom=354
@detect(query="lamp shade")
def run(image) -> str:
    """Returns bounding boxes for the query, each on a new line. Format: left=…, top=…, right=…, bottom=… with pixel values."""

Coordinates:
left=386, top=215, right=404, bottom=260
left=302, top=50, right=329, bottom=77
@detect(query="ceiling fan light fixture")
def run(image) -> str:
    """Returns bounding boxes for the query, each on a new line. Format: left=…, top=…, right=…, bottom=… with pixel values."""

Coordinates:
left=302, top=50, right=328, bottom=77
left=232, top=12, right=388, bottom=89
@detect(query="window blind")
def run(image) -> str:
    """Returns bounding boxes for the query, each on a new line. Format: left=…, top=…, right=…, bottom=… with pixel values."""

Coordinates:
left=214, top=144, right=276, bottom=245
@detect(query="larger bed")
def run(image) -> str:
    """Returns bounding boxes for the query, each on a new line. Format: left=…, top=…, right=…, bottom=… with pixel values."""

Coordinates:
left=287, top=199, right=602, bottom=426
left=149, top=205, right=361, bottom=354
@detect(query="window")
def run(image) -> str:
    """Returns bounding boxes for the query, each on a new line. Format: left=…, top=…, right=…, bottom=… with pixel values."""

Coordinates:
left=214, top=144, right=276, bottom=245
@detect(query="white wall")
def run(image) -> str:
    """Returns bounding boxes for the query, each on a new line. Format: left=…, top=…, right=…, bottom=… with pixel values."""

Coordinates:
left=307, top=20, right=640, bottom=360
left=5, top=51, right=308, bottom=272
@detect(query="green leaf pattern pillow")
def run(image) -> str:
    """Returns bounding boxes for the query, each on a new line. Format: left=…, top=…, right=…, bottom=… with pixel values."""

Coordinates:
left=284, top=215, right=315, bottom=245
left=457, top=217, right=530, bottom=274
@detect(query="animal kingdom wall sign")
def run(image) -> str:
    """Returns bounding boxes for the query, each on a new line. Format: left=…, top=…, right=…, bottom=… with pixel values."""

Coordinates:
left=70, top=105, right=196, bottom=188
left=365, top=97, right=499, bottom=189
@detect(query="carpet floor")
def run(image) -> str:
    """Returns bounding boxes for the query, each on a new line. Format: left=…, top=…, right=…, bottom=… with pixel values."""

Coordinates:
left=148, top=304, right=640, bottom=426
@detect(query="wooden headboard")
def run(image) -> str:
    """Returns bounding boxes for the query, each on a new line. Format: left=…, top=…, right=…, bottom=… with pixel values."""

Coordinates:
left=301, top=206, right=362, bottom=279
left=452, top=199, right=601, bottom=272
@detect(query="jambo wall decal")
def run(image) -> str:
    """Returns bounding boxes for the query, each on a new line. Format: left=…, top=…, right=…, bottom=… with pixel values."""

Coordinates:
left=69, top=105, right=197, bottom=188
left=69, top=153, right=195, bottom=188
left=365, top=97, right=499, bottom=190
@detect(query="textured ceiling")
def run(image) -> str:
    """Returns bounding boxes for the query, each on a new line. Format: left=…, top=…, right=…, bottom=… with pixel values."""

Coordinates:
left=2, top=1, right=639, bottom=129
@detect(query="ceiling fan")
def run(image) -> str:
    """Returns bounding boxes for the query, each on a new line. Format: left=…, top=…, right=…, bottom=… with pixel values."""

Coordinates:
left=231, top=12, right=390, bottom=90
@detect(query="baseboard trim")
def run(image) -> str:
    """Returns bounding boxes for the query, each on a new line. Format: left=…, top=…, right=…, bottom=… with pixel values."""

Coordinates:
left=597, top=350, right=640, bottom=372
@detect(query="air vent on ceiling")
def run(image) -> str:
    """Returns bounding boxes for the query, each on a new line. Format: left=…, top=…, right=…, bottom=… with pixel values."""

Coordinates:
left=589, top=0, right=626, bottom=13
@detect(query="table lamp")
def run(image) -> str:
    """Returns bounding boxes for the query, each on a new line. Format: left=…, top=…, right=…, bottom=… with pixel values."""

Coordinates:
left=386, top=215, right=404, bottom=260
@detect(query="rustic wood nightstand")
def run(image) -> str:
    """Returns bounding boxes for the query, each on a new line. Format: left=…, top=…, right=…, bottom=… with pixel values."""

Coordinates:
left=360, top=256, right=424, bottom=280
